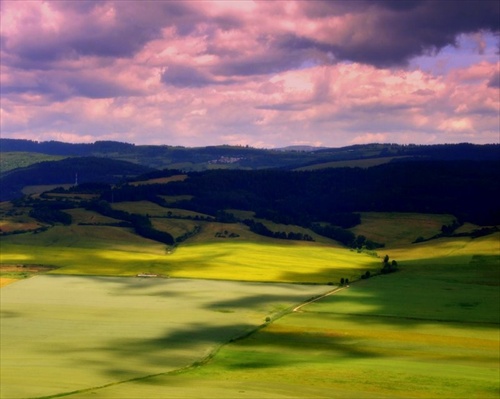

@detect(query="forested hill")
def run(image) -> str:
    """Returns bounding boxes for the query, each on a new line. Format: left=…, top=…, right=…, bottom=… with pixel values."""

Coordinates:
left=1, top=139, right=498, bottom=171
left=0, top=157, right=153, bottom=201
left=105, top=160, right=500, bottom=226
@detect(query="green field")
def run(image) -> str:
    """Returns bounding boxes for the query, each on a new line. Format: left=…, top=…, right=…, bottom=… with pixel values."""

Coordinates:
left=110, top=200, right=211, bottom=219
left=61, top=234, right=500, bottom=399
left=294, top=156, right=410, bottom=171
left=350, top=212, right=457, bottom=247
left=0, top=152, right=67, bottom=173
left=0, top=211, right=498, bottom=398
left=0, top=275, right=331, bottom=399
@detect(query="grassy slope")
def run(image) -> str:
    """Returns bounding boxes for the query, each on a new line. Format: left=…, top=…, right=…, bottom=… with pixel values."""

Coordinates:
left=0, top=217, right=378, bottom=282
left=0, top=202, right=43, bottom=233
left=1, top=211, right=498, bottom=398
left=66, top=234, right=499, bottom=399
left=0, top=152, right=66, bottom=172
left=111, top=200, right=211, bottom=219
left=294, top=156, right=409, bottom=171
left=350, top=212, right=456, bottom=248
left=0, top=276, right=330, bottom=399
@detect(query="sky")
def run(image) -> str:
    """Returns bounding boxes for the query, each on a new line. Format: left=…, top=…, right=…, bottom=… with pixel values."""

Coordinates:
left=1, top=0, right=499, bottom=148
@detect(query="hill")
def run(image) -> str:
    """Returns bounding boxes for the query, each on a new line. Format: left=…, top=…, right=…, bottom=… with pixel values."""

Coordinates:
left=0, top=157, right=153, bottom=201
left=103, top=161, right=500, bottom=226
left=1, top=148, right=498, bottom=399
left=2, top=157, right=498, bottom=257
left=1, top=139, right=498, bottom=171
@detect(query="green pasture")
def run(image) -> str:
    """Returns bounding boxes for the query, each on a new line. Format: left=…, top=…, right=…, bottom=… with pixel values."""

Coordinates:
left=0, top=275, right=330, bottom=399
left=350, top=212, right=456, bottom=247
left=294, top=156, right=409, bottom=171
left=384, top=232, right=499, bottom=268
left=0, top=152, right=66, bottom=172
left=111, top=200, right=211, bottom=219
left=187, top=221, right=255, bottom=242
left=66, top=208, right=121, bottom=225
left=151, top=217, right=200, bottom=239
left=111, top=200, right=173, bottom=216
left=1, top=211, right=498, bottom=398
left=65, top=236, right=499, bottom=399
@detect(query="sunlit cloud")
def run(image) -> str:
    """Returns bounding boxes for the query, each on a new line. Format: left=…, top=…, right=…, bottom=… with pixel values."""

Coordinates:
left=0, top=0, right=498, bottom=147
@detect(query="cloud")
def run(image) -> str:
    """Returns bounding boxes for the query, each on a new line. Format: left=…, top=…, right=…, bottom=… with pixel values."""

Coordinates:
left=0, top=1, right=202, bottom=68
left=488, top=70, right=500, bottom=88
left=282, top=0, right=500, bottom=67
left=3, top=1, right=498, bottom=72
left=0, top=0, right=498, bottom=147
left=161, top=65, right=216, bottom=88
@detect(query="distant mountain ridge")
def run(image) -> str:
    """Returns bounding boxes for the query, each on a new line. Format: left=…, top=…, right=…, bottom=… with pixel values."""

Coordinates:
left=1, top=139, right=498, bottom=172
left=273, top=145, right=328, bottom=152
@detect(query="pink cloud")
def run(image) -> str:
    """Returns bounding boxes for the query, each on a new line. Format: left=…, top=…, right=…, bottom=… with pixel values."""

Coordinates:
left=0, top=1, right=498, bottom=147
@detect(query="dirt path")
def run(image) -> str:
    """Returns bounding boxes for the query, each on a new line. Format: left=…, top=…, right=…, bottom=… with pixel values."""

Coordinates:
left=293, top=286, right=346, bottom=312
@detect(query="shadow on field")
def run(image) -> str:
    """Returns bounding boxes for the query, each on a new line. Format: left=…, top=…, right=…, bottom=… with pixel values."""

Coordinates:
left=40, top=322, right=258, bottom=379
left=278, top=266, right=376, bottom=284
left=0, top=309, right=22, bottom=318
left=222, top=327, right=382, bottom=370
left=293, top=254, right=500, bottom=327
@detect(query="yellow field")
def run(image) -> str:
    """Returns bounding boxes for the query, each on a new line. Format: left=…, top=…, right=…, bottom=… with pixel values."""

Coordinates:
left=0, top=220, right=378, bottom=283
left=164, top=241, right=378, bottom=282
left=0, top=278, right=17, bottom=287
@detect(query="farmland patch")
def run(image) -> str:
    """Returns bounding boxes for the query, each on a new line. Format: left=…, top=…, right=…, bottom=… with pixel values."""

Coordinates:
left=0, top=275, right=330, bottom=399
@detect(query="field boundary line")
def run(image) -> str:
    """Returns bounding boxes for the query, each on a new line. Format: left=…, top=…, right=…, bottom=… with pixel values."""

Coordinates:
left=292, top=286, right=345, bottom=312
left=26, top=285, right=344, bottom=399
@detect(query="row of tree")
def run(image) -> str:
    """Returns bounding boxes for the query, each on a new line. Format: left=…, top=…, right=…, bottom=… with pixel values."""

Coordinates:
left=243, top=219, right=314, bottom=241
left=85, top=200, right=175, bottom=245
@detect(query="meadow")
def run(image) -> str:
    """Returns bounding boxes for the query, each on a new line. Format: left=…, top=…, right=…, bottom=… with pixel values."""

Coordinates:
left=0, top=152, right=66, bottom=173
left=0, top=209, right=498, bottom=398
left=61, top=234, right=500, bottom=399
left=0, top=215, right=379, bottom=282
left=350, top=212, right=457, bottom=247
left=0, top=275, right=331, bottom=399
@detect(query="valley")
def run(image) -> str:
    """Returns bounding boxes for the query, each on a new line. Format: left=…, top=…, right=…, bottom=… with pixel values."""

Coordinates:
left=0, top=141, right=498, bottom=398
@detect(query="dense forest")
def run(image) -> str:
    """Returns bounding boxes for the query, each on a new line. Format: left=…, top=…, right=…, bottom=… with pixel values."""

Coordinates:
left=0, top=157, right=153, bottom=201
left=99, top=160, right=500, bottom=226
left=2, top=141, right=499, bottom=247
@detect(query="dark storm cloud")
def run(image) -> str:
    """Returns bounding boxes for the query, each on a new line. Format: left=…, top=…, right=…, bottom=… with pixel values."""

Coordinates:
left=488, top=70, right=500, bottom=88
left=1, top=1, right=203, bottom=68
left=1, top=71, right=141, bottom=100
left=293, top=0, right=500, bottom=67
